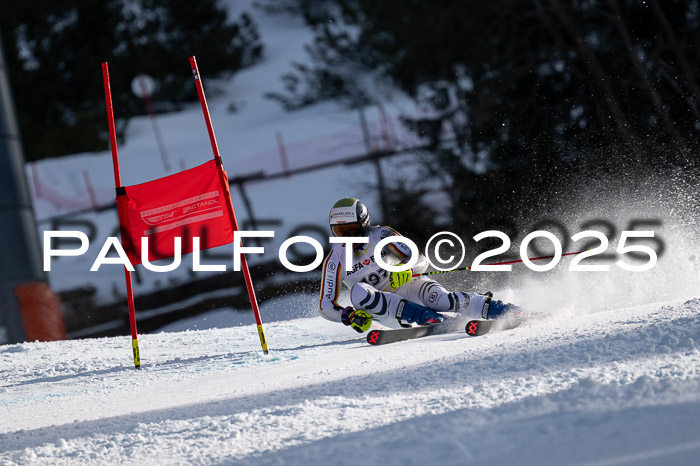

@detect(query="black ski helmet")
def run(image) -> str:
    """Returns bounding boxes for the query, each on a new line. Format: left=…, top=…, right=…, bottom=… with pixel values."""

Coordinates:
left=329, top=198, right=370, bottom=237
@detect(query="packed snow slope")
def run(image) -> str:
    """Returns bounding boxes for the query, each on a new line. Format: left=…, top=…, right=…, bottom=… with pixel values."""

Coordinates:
left=1, top=297, right=700, bottom=465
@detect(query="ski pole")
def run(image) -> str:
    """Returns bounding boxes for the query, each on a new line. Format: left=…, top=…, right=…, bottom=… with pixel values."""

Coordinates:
left=413, top=250, right=585, bottom=277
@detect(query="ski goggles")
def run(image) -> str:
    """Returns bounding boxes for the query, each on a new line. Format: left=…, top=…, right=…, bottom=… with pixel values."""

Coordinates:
left=331, top=222, right=364, bottom=237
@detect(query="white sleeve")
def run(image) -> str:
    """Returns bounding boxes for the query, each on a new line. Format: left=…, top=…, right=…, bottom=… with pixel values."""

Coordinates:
left=318, top=249, right=345, bottom=323
left=378, top=226, right=429, bottom=274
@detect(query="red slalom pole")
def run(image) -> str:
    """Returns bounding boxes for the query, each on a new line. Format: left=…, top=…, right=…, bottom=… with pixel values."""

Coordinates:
left=189, top=56, right=269, bottom=354
left=414, top=250, right=585, bottom=277
left=102, top=62, right=141, bottom=368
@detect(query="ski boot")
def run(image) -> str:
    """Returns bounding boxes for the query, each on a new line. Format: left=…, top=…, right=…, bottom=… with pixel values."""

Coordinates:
left=481, top=291, right=528, bottom=320
left=396, top=299, right=448, bottom=326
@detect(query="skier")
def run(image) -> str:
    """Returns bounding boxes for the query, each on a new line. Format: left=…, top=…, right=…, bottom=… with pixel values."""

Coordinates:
left=319, top=197, right=520, bottom=333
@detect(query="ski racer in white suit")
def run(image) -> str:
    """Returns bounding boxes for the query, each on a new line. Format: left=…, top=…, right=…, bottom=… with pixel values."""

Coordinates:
left=318, top=198, right=517, bottom=333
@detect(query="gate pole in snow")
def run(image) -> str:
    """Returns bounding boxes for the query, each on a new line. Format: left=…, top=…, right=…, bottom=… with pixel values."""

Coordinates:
left=189, top=56, right=269, bottom=355
left=102, top=63, right=141, bottom=368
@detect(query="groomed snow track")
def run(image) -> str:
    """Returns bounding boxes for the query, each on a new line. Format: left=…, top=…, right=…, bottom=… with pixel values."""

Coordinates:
left=1, top=299, right=700, bottom=465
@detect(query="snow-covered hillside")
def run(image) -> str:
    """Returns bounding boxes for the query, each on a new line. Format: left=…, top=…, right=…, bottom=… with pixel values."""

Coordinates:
left=2, top=299, right=700, bottom=465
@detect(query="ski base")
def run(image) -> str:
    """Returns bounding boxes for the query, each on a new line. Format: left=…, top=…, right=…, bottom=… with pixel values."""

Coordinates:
left=366, top=319, right=465, bottom=345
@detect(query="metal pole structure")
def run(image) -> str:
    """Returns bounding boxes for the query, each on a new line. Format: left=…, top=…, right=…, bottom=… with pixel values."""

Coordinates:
left=276, top=131, right=290, bottom=177
left=135, top=75, right=171, bottom=172
left=0, top=32, right=65, bottom=344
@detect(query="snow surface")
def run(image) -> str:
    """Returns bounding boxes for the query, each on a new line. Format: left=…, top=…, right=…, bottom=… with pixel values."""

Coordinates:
left=2, top=299, right=700, bottom=465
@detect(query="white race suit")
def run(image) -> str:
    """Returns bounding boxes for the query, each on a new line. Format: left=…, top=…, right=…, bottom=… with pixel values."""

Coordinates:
left=318, top=226, right=490, bottom=329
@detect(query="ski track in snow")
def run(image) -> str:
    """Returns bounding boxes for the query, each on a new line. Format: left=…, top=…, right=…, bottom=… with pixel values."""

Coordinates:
left=1, top=299, right=700, bottom=465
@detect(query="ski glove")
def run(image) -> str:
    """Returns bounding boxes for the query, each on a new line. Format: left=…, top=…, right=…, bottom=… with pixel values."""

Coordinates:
left=341, top=306, right=373, bottom=333
left=389, top=269, right=412, bottom=288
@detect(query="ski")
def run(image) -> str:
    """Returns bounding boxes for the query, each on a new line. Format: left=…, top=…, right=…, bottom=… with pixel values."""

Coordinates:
left=465, top=315, right=548, bottom=336
left=366, top=319, right=466, bottom=345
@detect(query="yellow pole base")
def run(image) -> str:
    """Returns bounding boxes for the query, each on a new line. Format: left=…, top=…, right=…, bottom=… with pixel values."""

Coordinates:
left=132, top=338, right=141, bottom=368
left=257, top=325, right=269, bottom=354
